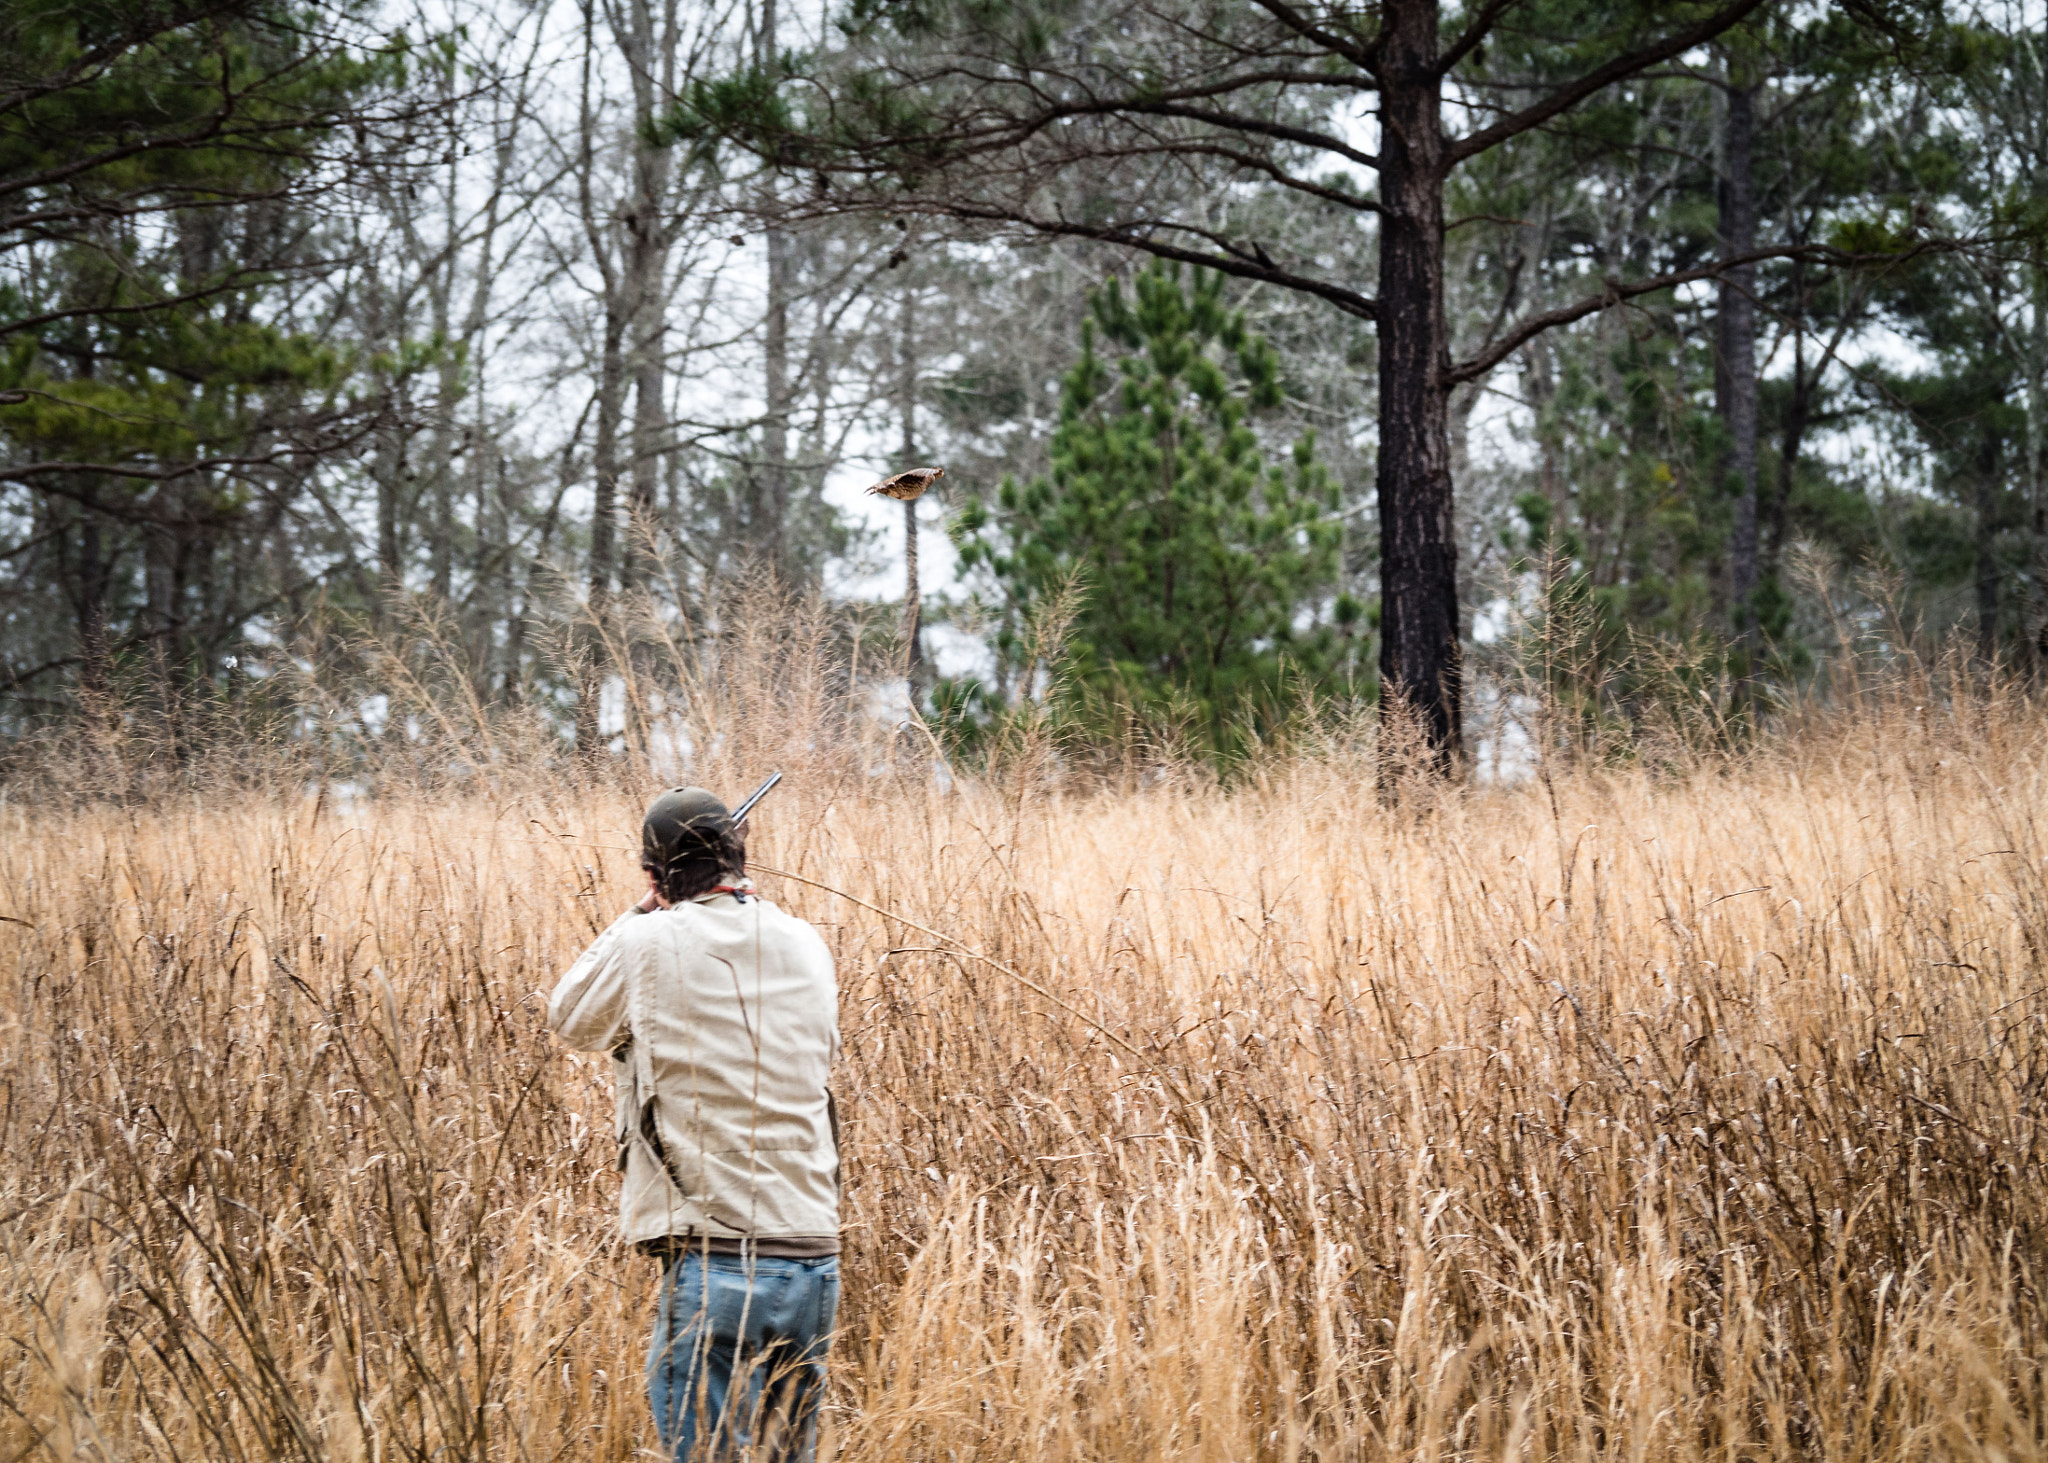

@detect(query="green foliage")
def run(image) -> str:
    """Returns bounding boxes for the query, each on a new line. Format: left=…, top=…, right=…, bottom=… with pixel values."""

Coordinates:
left=945, top=264, right=1359, bottom=757
left=1857, top=10, right=2048, bottom=651
left=1450, top=0, right=1969, bottom=718
left=1, top=0, right=401, bottom=177
left=0, top=0, right=404, bottom=708
left=659, top=52, right=959, bottom=192
left=658, top=65, right=796, bottom=158
left=1, top=0, right=397, bottom=474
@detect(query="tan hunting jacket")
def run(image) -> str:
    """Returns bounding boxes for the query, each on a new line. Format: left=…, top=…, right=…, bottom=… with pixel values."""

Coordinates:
left=547, top=889, right=840, bottom=1246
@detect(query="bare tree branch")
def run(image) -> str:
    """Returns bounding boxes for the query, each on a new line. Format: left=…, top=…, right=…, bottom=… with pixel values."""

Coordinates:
left=1244, top=0, right=1382, bottom=74
left=927, top=204, right=1379, bottom=320
left=1444, top=241, right=1945, bottom=386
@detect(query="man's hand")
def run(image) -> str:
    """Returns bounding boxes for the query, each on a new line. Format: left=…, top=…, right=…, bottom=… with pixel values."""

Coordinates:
left=636, top=874, right=667, bottom=914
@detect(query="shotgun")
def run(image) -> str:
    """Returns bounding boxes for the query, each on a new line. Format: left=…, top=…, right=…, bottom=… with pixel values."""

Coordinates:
left=731, top=771, right=782, bottom=826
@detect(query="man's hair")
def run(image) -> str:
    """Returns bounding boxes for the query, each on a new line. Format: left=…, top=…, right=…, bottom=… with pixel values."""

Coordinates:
left=643, top=822, right=746, bottom=903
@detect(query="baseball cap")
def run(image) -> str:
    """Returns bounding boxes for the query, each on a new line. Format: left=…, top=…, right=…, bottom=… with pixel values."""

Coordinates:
left=642, top=786, right=733, bottom=865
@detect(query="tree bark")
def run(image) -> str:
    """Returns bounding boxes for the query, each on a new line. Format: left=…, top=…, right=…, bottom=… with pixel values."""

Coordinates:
left=481, top=450, right=510, bottom=692
left=371, top=285, right=406, bottom=614
left=590, top=305, right=628, bottom=597
left=620, top=0, right=675, bottom=593
left=628, top=344, right=665, bottom=582
left=2027, top=268, right=2048, bottom=669
left=759, top=0, right=792, bottom=576
left=904, top=495, right=921, bottom=672
left=1374, top=0, right=1461, bottom=774
left=1717, top=81, right=1760, bottom=640
left=898, top=281, right=925, bottom=691
left=376, top=416, right=408, bottom=605
left=579, top=305, right=626, bottom=759
left=428, top=144, right=457, bottom=603
left=1769, top=326, right=1809, bottom=584
left=1976, top=427, right=2001, bottom=665
left=76, top=511, right=112, bottom=713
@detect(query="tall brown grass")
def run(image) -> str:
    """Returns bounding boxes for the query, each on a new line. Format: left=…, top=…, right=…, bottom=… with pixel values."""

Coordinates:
left=2, top=627, right=2044, bottom=1460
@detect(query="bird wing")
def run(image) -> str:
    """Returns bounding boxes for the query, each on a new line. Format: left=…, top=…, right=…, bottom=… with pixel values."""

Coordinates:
left=863, top=466, right=942, bottom=497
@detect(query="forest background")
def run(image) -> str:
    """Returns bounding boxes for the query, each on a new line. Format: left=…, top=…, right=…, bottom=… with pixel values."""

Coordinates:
left=9, top=0, right=2048, bottom=772
left=4, top=0, right=2048, bottom=762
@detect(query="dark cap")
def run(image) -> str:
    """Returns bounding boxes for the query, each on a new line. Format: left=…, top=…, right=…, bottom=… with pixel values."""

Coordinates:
left=642, top=786, right=733, bottom=865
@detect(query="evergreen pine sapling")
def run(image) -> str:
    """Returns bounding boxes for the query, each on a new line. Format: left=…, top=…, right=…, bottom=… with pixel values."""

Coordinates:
left=946, top=265, right=1361, bottom=757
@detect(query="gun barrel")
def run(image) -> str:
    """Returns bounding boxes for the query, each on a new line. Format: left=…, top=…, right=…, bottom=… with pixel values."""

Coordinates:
left=732, top=771, right=783, bottom=825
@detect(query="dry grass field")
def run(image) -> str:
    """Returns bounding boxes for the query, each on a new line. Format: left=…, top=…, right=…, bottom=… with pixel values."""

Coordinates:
left=2, top=670, right=2045, bottom=1460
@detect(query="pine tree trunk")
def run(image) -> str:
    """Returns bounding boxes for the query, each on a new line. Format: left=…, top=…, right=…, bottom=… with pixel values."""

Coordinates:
left=365, top=255, right=404, bottom=618
left=1718, top=81, right=1760, bottom=640
left=2026, top=270, right=2047, bottom=670
left=1977, top=430, right=2001, bottom=665
left=899, top=281, right=924, bottom=690
left=759, top=0, right=792, bottom=576
left=1374, top=0, right=1461, bottom=775
left=763, top=234, right=791, bottom=571
left=76, top=512, right=111, bottom=712
left=1770, top=328, right=1809, bottom=587
left=904, top=496, right=921, bottom=677
left=372, top=365, right=405, bottom=612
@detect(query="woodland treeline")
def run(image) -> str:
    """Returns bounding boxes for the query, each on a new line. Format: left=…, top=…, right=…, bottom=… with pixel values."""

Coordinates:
left=3, top=0, right=2045, bottom=771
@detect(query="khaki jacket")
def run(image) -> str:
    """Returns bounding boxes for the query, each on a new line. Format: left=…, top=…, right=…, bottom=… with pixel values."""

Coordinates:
left=547, top=889, right=840, bottom=1245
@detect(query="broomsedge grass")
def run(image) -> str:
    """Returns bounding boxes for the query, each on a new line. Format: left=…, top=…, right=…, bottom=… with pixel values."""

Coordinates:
left=1, top=636, right=2044, bottom=1460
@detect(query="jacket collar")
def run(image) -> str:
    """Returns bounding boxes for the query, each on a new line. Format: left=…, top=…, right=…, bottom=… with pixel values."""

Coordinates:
left=688, top=878, right=756, bottom=905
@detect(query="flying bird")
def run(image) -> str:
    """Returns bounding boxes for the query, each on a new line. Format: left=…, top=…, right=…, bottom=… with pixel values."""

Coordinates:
left=865, top=465, right=945, bottom=501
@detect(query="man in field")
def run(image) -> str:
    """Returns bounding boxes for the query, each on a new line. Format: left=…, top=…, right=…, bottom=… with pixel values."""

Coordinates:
left=548, top=787, right=841, bottom=1462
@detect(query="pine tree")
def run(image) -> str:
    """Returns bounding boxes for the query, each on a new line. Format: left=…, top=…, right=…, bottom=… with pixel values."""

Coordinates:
left=0, top=0, right=400, bottom=713
left=948, top=265, right=1358, bottom=756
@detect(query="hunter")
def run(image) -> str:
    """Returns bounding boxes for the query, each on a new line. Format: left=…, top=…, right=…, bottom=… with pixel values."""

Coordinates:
left=548, top=785, right=840, bottom=1462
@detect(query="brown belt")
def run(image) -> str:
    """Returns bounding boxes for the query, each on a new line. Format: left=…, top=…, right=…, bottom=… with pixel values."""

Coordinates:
left=640, top=1233, right=841, bottom=1262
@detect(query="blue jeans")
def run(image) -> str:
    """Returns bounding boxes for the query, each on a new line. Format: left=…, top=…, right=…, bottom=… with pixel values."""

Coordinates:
left=647, top=1252, right=840, bottom=1462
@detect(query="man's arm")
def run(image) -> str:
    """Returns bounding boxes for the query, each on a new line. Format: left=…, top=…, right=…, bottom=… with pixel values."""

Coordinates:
left=546, top=908, right=640, bottom=1051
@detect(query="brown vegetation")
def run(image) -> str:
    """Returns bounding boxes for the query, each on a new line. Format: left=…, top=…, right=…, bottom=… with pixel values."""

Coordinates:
left=2, top=651, right=2044, bottom=1460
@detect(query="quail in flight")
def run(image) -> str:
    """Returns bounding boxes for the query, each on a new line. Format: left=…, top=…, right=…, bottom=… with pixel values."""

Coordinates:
left=865, top=465, right=944, bottom=501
